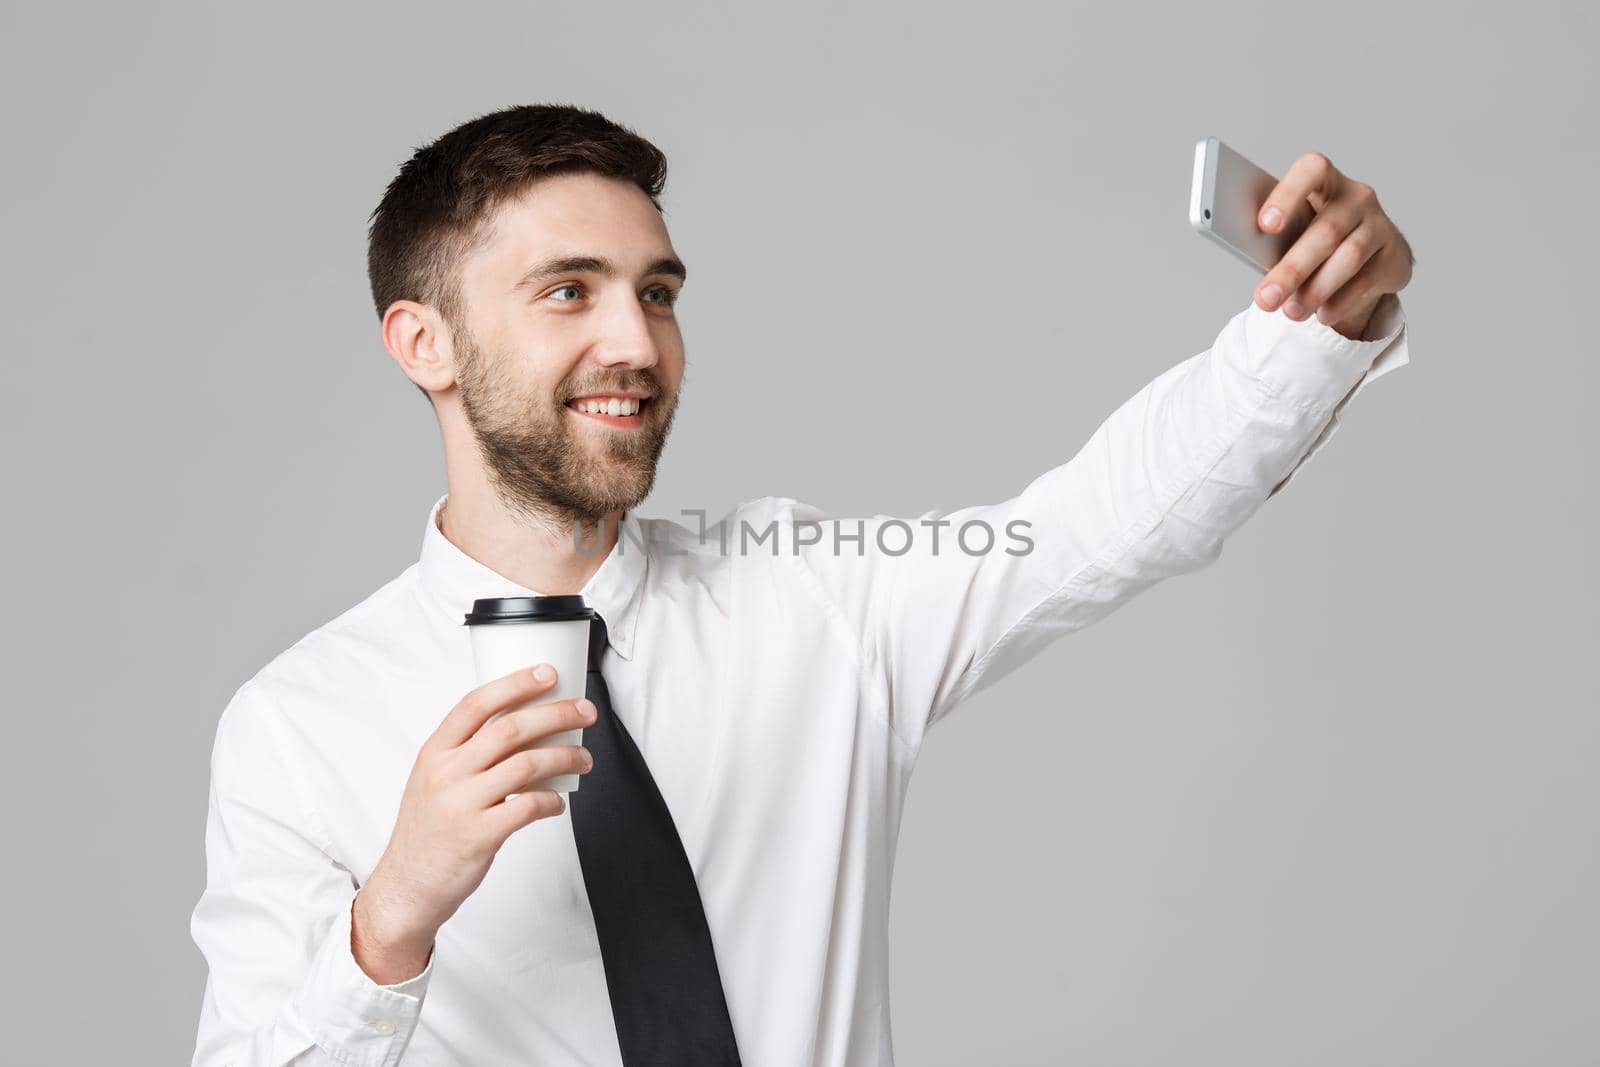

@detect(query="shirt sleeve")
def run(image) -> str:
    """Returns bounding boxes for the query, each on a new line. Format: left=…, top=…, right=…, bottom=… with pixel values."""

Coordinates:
left=190, top=680, right=435, bottom=1067
left=781, top=294, right=1410, bottom=753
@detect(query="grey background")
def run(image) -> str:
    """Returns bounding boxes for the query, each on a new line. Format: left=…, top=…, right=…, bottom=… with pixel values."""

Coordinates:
left=3, top=1, right=1594, bottom=1063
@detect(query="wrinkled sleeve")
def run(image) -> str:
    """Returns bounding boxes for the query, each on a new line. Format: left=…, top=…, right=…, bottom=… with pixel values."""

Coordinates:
left=783, top=295, right=1409, bottom=753
left=190, top=680, right=434, bottom=1067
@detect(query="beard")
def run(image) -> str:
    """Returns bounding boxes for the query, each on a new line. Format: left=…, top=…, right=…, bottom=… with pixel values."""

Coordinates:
left=452, top=323, right=680, bottom=532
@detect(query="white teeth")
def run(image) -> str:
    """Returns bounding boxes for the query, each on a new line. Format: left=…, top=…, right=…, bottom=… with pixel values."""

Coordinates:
left=574, top=397, right=641, bottom=416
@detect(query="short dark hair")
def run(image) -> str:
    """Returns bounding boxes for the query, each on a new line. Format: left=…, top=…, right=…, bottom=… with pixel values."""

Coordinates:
left=366, top=103, right=669, bottom=405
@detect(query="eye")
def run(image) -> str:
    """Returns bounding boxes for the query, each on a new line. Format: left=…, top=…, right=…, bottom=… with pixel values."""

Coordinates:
left=644, top=286, right=680, bottom=307
left=548, top=284, right=584, bottom=303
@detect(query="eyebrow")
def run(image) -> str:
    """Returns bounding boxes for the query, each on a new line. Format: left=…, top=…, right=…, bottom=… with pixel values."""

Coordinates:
left=513, top=253, right=688, bottom=293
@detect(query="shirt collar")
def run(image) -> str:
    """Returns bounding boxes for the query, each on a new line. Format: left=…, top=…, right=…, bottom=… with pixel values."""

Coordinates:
left=415, top=491, right=646, bottom=661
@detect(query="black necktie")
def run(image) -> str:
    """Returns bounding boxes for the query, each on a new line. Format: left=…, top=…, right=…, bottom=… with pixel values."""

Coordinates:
left=568, top=613, right=742, bottom=1065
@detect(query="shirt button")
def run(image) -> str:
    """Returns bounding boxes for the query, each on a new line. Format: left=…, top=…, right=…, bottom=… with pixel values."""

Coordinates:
left=372, top=1019, right=396, bottom=1035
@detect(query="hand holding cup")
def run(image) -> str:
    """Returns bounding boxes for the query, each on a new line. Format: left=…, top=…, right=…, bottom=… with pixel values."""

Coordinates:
left=352, top=664, right=595, bottom=984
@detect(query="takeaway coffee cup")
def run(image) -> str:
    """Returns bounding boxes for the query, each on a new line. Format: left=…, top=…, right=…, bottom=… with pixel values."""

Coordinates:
left=463, top=595, right=595, bottom=795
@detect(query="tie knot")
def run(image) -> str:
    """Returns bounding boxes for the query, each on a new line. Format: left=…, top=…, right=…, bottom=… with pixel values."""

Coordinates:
left=587, top=613, right=608, bottom=672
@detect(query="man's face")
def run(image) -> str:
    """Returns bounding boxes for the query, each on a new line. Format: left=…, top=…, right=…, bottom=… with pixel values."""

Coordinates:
left=448, top=172, right=686, bottom=525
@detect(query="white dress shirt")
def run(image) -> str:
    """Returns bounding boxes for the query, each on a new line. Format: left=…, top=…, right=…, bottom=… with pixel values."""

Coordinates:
left=191, top=296, right=1410, bottom=1066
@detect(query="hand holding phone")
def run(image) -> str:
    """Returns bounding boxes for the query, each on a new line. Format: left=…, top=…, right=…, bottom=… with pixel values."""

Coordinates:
left=1188, top=137, right=1415, bottom=337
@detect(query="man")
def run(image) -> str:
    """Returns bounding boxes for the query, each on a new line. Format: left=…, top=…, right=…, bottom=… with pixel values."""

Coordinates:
left=190, top=103, right=1412, bottom=1066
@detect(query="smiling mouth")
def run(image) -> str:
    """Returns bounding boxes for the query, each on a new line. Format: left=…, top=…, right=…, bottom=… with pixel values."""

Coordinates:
left=566, top=395, right=650, bottom=426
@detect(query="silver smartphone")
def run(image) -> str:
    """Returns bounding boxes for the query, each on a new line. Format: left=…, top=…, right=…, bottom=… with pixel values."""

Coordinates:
left=1188, top=136, right=1312, bottom=274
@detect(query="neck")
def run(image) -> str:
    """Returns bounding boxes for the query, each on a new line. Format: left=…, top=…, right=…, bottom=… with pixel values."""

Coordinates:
left=437, top=476, right=623, bottom=597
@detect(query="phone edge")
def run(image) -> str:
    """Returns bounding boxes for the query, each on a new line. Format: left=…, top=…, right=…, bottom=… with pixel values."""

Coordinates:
left=1187, top=136, right=1215, bottom=231
left=1192, top=136, right=1273, bottom=275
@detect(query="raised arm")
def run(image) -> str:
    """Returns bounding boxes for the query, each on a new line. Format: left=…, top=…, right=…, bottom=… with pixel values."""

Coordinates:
left=783, top=291, right=1409, bottom=755
left=783, top=150, right=1414, bottom=754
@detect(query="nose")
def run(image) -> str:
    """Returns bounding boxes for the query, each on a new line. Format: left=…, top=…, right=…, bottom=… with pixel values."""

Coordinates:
left=590, top=289, right=662, bottom=371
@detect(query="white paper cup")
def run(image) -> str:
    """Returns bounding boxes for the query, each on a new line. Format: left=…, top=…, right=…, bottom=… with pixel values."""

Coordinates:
left=463, top=595, right=594, bottom=795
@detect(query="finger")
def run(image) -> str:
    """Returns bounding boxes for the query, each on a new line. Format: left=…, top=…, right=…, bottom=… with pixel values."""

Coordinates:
left=1312, top=252, right=1391, bottom=326
left=483, top=789, right=565, bottom=844
left=458, top=697, right=596, bottom=773
left=471, top=744, right=592, bottom=808
left=1282, top=218, right=1386, bottom=319
left=1257, top=151, right=1343, bottom=234
left=431, top=664, right=561, bottom=751
left=1255, top=197, right=1366, bottom=313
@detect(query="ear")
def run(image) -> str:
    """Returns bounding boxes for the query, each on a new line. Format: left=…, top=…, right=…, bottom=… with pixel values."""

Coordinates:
left=381, top=300, right=458, bottom=397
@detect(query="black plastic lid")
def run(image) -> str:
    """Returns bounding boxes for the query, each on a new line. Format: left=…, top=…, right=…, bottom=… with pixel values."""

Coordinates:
left=462, top=595, right=595, bottom=625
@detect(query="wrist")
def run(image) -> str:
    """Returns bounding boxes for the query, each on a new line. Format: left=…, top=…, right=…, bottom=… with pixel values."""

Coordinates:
left=351, top=880, right=436, bottom=985
left=1322, top=293, right=1383, bottom=341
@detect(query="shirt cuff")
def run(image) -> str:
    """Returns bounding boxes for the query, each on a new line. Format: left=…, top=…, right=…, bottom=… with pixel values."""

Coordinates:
left=1229, top=291, right=1410, bottom=495
left=286, top=895, right=434, bottom=1067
